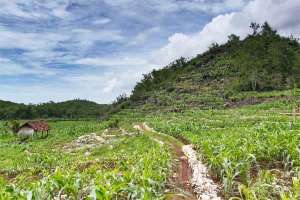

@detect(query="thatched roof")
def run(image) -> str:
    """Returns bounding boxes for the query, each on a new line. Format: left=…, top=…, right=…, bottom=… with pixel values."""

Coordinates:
left=20, top=121, right=50, bottom=131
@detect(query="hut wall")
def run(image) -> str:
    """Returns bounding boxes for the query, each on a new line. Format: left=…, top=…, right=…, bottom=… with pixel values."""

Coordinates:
left=18, top=127, right=34, bottom=137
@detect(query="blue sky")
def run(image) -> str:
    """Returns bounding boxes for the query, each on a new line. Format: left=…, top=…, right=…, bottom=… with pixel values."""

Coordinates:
left=0, top=0, right=299, bottom=104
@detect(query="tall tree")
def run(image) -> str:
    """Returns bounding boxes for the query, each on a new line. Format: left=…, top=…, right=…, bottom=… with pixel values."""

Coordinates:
left=250, top=22, right=260, bottom=36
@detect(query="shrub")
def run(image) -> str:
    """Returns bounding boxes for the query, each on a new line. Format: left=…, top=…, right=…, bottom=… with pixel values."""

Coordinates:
left=107, top=119, right=120, bottom=129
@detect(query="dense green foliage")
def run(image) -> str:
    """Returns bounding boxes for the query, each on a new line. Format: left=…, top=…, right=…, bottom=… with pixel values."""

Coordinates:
left=0, top=99, right=109, bottom=120
left=232, top=23, right=300, bottom=91
left=129, top=23, right=300, bottom=110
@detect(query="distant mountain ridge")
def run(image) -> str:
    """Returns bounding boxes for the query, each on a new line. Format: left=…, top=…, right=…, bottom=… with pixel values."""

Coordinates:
left=0, top=99, right=109, bottom=120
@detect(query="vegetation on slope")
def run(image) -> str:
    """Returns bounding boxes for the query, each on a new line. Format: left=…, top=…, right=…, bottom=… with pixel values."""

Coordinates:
left=127, top=23, right=300, bottom=111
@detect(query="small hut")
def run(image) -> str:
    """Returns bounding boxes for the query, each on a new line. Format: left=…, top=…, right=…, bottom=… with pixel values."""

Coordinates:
left=18, top=121, right=50, bottom=138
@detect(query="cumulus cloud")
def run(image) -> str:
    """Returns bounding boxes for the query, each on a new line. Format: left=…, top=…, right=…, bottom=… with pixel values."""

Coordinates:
left=175, top=0, right=248, bottom=14
left=104, top=0, right=249, bottom=14
left=0, top=27, right=68, bottom=51
left=70, top=29, right=124, bottom=49
left=0, top=0, right=71, bottom=19
left=127, top=27, right=161, bottom=46
left=61, top=67, right=148, bottom=102
left=0, top=84, right=77, bottom=104
left=0, top=58, right=35, bottom=75
left=153, top=0, right=300, bottom=66
left=0, top=69, right=142, bottom=104
left=74, top=57, right=152, bottom=68
left=93, top=18, right=112, bottom=25
left=0, top=58, right=55, bottom=76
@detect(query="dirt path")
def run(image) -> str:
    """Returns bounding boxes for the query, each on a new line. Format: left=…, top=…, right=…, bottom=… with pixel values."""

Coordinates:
left=135, top=123, right=197, bottom=200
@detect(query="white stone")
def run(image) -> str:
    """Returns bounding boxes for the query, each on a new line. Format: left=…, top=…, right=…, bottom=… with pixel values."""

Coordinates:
left=182, top=145, right=221, bottom=200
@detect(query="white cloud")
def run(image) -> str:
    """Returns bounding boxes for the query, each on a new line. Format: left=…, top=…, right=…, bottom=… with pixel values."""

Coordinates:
left=23, top=50, right=67, bottom=61
left=0, top=58, right=55, bottom=76
left=93, top=18, right=112, bottom=25
left=0, top=84, right=77, bottom=104
left=0, top=27, right=68, bottom=51
left=0, top=26, right=123, bottom=52
left=0, top=58, right=31, bottom=75
left=153, top=0, right=300, bottom=66
left=128, top=27, right=161, bottom=46
left=52, top=5, right=70, bottom=18
left=0, top=0, right=45, bottom=19
left=104, top=0, right=249, bottom=14
left=0, top=0, right=74, bottom=19
left=0, top=26, right=126, bottom=72
left=74, top=56, right=152, bottom=67
left=60, top=67, right=147, bottom=103
left=178, top=0, right=248, bottom=14
left=70, top=29, right=124, bottom=48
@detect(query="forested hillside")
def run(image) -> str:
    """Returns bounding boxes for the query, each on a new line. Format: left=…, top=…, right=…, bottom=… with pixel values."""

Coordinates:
left=0, top=99, right=109, bottom=120
left=128, top=23, right=300, bottom=111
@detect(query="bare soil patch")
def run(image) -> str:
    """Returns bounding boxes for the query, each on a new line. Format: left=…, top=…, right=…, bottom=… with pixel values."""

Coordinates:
left=226, top=96, right=290, bottom=108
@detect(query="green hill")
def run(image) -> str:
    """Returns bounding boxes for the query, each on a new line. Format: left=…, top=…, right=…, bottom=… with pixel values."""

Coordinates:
left=0, top=99, right=109, bottom=120
left=127, top=22, right=300, bottom=111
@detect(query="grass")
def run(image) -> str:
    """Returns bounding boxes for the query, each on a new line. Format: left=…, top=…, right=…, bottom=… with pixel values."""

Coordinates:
left=0, top=120, right=171, bottom=199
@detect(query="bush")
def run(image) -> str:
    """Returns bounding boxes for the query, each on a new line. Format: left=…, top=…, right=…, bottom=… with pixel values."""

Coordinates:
left=107, top=119, right=120, bottom=129
left=8, top=120, right=21, bottom=135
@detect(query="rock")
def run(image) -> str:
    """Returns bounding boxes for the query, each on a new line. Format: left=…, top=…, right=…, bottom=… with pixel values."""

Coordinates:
left=85, top=151, right=91, bottom=156
left=182, top=145, right=221, bottom=200
left=76, top=133, right=105, bottom=145
left=24, top=150, right=32, bottom=156
left=133, top=125, right=143, bottom=132
left=104, top=134, right=116, bottom=138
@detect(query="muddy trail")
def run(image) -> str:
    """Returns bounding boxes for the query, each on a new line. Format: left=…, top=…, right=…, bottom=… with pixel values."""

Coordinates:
left=135, top=124, right=197, bottom=200
left=165, top=140, right=197, bottom=200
